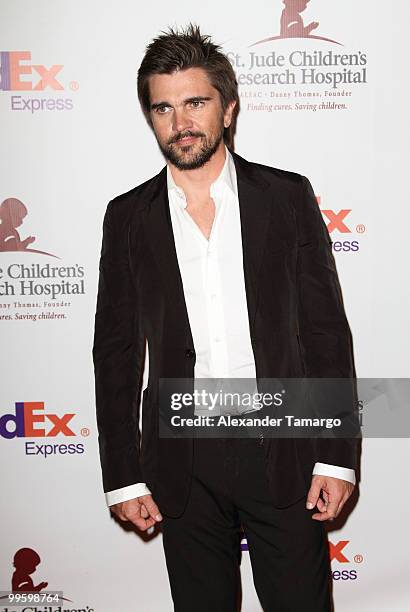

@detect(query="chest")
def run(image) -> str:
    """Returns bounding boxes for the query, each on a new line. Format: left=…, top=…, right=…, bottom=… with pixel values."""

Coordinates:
left=184, top=198, right=216, bottom=241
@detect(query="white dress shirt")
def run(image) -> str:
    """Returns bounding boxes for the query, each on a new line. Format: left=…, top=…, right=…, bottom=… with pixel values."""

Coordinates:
left=105, top=146, right=355, bottom=507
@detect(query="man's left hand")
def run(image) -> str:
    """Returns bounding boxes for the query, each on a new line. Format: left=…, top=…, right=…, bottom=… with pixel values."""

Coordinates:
left=306, top=475, right=354, bottom=521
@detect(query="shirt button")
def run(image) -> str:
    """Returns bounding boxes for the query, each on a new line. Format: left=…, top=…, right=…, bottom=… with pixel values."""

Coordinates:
left=185, top=349, right=195, bottom=359
left=214, top=337, right=221, bottom=343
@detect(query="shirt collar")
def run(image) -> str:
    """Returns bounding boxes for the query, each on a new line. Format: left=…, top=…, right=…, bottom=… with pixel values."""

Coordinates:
left=166, top=144, right=237, bottom=208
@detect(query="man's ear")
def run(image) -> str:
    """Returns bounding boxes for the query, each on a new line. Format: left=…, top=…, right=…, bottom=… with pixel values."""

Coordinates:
left=224, top=100, right=237, bottom=128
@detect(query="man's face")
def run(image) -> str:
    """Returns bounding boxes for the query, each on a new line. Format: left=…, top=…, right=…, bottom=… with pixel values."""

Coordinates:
left=148, top=67, right=235, bottom=170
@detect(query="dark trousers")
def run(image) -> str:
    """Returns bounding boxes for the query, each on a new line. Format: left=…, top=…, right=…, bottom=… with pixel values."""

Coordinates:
left=161, top=436, right=331, bottom=611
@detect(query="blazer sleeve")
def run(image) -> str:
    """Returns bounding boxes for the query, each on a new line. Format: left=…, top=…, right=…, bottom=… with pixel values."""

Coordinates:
left=92, top=199, right=146, bottom=493
left=295, top=175, right=361, bottom=471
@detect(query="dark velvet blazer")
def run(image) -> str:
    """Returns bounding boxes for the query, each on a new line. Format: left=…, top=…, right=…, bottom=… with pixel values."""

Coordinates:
left=92, top=149, right=360, bottom=517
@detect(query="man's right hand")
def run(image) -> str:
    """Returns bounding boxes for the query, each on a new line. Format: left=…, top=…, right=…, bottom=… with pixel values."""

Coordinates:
left=110, top=494, right=163, bottom=531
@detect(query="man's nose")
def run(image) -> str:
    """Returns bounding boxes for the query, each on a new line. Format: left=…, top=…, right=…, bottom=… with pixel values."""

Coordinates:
left=172, top=106, right=193, bottom=133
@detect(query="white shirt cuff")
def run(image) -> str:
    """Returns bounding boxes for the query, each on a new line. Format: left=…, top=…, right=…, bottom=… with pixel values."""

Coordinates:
left=105, top=482, right=152, bottom=507
left=312, top=462, right=356, bottom=485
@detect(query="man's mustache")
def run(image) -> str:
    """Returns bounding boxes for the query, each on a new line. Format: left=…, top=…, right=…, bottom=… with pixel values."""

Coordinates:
left=168, top=131, right=205, bottom=144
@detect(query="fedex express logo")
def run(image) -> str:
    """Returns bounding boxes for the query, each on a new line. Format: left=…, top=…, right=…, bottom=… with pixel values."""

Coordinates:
left=329, top=539, right=363, bottom=581
left=0, top=401, right=75, bottom=437
left=317, top=196, right=366, bottom=253
left=0, top=51, right=77, bottom=112
left=0, top=52, right=65, bottom=91
left=241, top=535, right=363, bottom=580
left=0, top=401, right=88, bottom=456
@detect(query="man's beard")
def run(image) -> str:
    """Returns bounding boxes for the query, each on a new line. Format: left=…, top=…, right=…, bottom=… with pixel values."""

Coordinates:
left=156, top=123, right=225, bottom=170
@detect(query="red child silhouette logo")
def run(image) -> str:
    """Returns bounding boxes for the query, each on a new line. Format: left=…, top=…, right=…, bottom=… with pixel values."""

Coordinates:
left=251, top=0, right=342, bottom=47
left=0, top=197, right=58, bottom=257
left=11, top=548, right=48, bottom=592
left=0, top=547, right=73, bottom=603
left=280, top=0, right=319, bottom=38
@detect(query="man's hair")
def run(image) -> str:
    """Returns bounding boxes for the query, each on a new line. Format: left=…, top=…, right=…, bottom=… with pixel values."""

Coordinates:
left=137, top=23, right=240, bottom=150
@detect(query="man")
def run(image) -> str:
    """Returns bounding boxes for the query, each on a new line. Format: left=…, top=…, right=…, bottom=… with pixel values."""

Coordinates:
left=93, top=24, right=360, bottom=611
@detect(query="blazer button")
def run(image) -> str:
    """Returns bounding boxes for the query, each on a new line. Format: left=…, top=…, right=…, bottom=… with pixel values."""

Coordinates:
left=185, top=349, right=195, bottom=359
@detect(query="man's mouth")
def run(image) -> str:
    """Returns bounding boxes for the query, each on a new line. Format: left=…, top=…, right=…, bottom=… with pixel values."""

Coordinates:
left=175, top=135, right=199, bottom=145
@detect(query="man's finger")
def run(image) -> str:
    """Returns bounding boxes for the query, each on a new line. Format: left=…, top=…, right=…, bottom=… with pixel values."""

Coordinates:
left=138, top=494, right=163, bottom=522
left=316, top=497, right=327, bottom=513
left=122, top=505, right=156, bottom=531
left=135, top=516, right=156, bottom=530
left=306, top=478, right=323, bottom=510
left=311, top=498, right=340, bottom=521
left=140, top=504, right=149, bottom=519
left=111, top=500, right=146, bottom=530
left=110, top=495, right=162, bottom=531
left=127, top=515, right=156, bottom=531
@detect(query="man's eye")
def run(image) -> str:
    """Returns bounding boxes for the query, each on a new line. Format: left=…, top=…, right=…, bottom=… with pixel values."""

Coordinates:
left=189, top=100, right=204, bottom=109
left=156, top=106, right=170, bottom=114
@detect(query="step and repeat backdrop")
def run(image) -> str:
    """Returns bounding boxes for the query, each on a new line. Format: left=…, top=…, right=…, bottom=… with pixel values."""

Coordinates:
left=1, top=1, right=409, bottom=610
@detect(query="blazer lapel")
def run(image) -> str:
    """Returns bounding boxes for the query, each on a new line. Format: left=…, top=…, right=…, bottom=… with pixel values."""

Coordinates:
left=230, top=150, right=272, bottom=334
left=141, top=167, right=194, bottom=344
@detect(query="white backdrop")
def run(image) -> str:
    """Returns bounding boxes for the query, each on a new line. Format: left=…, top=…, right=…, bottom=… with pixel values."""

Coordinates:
left=1, top=1, right=409, bottom=610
